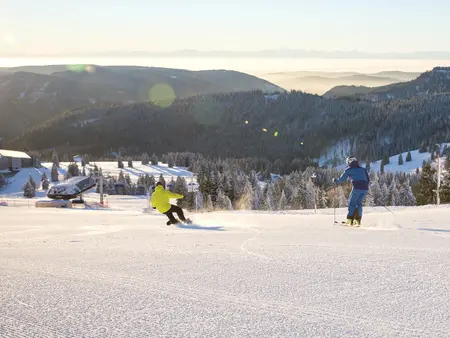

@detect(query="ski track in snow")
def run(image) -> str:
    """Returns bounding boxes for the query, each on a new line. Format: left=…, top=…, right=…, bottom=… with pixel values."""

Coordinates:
left=0, top=200, right=449, bottom=337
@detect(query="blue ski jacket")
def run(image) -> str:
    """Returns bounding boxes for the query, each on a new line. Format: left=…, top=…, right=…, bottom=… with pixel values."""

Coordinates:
left=334, top=162, right=370, bottom=191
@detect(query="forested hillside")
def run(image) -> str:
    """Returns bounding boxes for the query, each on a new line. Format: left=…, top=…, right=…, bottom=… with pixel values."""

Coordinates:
left=9, top=89, right=450, bottom=168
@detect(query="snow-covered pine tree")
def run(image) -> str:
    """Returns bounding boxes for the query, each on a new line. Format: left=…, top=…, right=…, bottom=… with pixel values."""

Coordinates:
left=195, top=191, right=204, bottom=211
left=161, top=154, right=168, bottom=164
left=388, top=178, right=400, bottom=206
left=398, top=153, right=404, bottom=165
left=317, top=188, right=328, bottom=208
left=118, top=170, right=125, bottom=183
left=128, top=159, right=133, bottom=168
left=118, top=159, right=124, bottom=169
left=238, top=178, right=254, bottom=210
left=337, top=186, right=347, bottom=207
left=364, top=192, right=374, bottom=206
left=41, top=172, right=48, bottom=182
left=380, top=183, right=389, bottom=206
left=23, top=181, right=35, bottom=198
left=399, top=183, right=417, bottom=206
left=205, top=194, right=214, bottom=211
left=173, top=176, right=189, bottom=208
left=304, top=179, right=316, bottom=209
left=278, top=189, right=289, bottom=210
left=141, top=152, right=150, bottom=165
left=51, top=163, right=59, bottom=182
left=151, top=154, right=158, bottom=165
left=215, top=188, right=233, bottom=210
left=168, top=177, right=175, bottom=192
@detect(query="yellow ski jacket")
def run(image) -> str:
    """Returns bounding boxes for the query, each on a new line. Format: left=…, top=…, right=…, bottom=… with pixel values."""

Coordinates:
left=151, top=185, right=184, bottom=213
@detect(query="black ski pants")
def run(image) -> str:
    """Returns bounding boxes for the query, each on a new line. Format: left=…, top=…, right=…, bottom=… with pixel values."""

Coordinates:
left=164, top=204, right=186, bottom=223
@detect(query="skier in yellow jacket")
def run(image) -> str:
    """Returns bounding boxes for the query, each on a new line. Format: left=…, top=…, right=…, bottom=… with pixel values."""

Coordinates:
left=151, top=182, right=192, bottom=225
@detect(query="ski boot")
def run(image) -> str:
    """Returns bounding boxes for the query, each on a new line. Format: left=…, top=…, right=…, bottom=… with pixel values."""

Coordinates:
left=354, top=217, right=362, bottom=227
left=344, top=216, right=354, bottom=226
left=184, top=218, right=193, bottom=225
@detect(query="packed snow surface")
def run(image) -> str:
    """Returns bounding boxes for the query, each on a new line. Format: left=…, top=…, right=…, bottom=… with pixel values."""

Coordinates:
left=1, top=199, right=449, bottom=337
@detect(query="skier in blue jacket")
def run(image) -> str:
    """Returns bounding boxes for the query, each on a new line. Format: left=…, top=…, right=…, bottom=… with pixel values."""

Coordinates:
left=333, top=156, right=370, bottom=226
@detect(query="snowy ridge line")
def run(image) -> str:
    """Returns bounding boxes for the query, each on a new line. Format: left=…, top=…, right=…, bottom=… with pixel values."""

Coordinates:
left=239, top=227, right=268, bottom=260
left=4, top=265, right=440, bottom=337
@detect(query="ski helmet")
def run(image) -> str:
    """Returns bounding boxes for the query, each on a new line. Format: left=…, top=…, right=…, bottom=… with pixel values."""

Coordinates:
left=346, top=156, right=358, bottom=166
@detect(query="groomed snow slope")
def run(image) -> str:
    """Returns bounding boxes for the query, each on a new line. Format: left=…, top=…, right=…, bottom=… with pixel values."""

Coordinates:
left=1, top=200, right=449, bottom=337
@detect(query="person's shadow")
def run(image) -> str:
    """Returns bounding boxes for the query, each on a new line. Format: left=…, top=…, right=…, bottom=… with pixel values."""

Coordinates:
left=176, top=223, right=224, bottom=231
left=417, top=228, right=450, bottom=233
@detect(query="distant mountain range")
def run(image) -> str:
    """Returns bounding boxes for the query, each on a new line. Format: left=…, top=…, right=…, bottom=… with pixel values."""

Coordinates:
left=4, top=49, right=450, bottom=59
left=0, top=65, right=283, bottom=140
left=258, top=71, right=421, bottom=95
left=324, top=67, right=450, bottom=100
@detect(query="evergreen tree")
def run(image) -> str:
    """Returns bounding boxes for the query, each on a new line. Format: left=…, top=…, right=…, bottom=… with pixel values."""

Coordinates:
left=304, top=180, right=316, bottom=209
left=388, top=179, right=400, bottom=206
left=337, top=186, right=347, bottom=207
left=406, top=151, right=412, bottom=162
left=380, top=183, right=389, bottom=205
left=118, top=170, right=125, bottom=183
left=195, top=191, right=204, bottom=211
left=398, top=153, right=404, bottom=165
left=151, top=154, right=158, bottom=165
left=215, top=188, right=233, bottom=210
left=118, top=159, right=124, bottom=169
left=430, top=151, right=435, bottom=161
left=415, top=163, right=436, bottom=205
left=419, top=141, right=427, bottom=153
left=380, top=161, right=385, bottom=174
left=82, top=167, right=86, bottom=176
left=128, top=159, right=133, bottom=168
left=83, top=154, right=90, bottom=165
left=238, top=178, right=254, bottom=210
left=42, top=179, right=49, bottom=190
left=317, top=188, right=328, bottom=208
left=365, top=160, right=371, bottom=172
left=161, top=154, right=168, bottom=164
left=173, top=176, right=189, bottom=208
left=52, top=150, right=59, bottom=168
left=205, top=194, right=214, bottom=211
left=158, top=174, right=166, bottom=189
left=23, top=181, right=35, bottom=198
left=399, top=183, right=416, bottom=206
left=0, top=173, right=5, bottom=188
left=168, top=154, right=175, bottom=168
left=41, top=172, right=48, bottom=182
left=278, top=189, right=289, bottom=210
left=51, top=163, right=59, bottom=182
left=168, top=177, right=176, bottom=192
left=28, top=175, right=37, bottom=190
left=364, top=193, right=375, bottom=206
left=141, top=152, right=150, bottom=165
left=67, top=163, right=79, bottom=177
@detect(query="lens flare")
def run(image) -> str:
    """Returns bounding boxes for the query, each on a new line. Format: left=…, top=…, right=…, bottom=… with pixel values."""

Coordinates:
left=274, top=131, right=278, bottom=137
left=149, top=83, right=176, bottom=108
left=67, top=64, right=96, bottom=73
left=245, top=120, right=249, bottom=124
left=262, top=128, right=267, bottom=132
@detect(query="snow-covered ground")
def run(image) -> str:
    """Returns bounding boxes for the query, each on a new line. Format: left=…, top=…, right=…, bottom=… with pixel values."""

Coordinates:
left=0, top=161, right=196, bottom=198
left=0, top=198, right=449, bottom=337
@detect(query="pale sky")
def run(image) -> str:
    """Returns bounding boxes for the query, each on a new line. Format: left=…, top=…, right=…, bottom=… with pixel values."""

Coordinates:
left=1, top=0, right=449, bottom=55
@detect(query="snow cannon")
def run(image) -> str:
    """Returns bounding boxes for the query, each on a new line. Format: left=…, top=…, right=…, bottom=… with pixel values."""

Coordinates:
left=47, top=176, right=96, bottom=200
